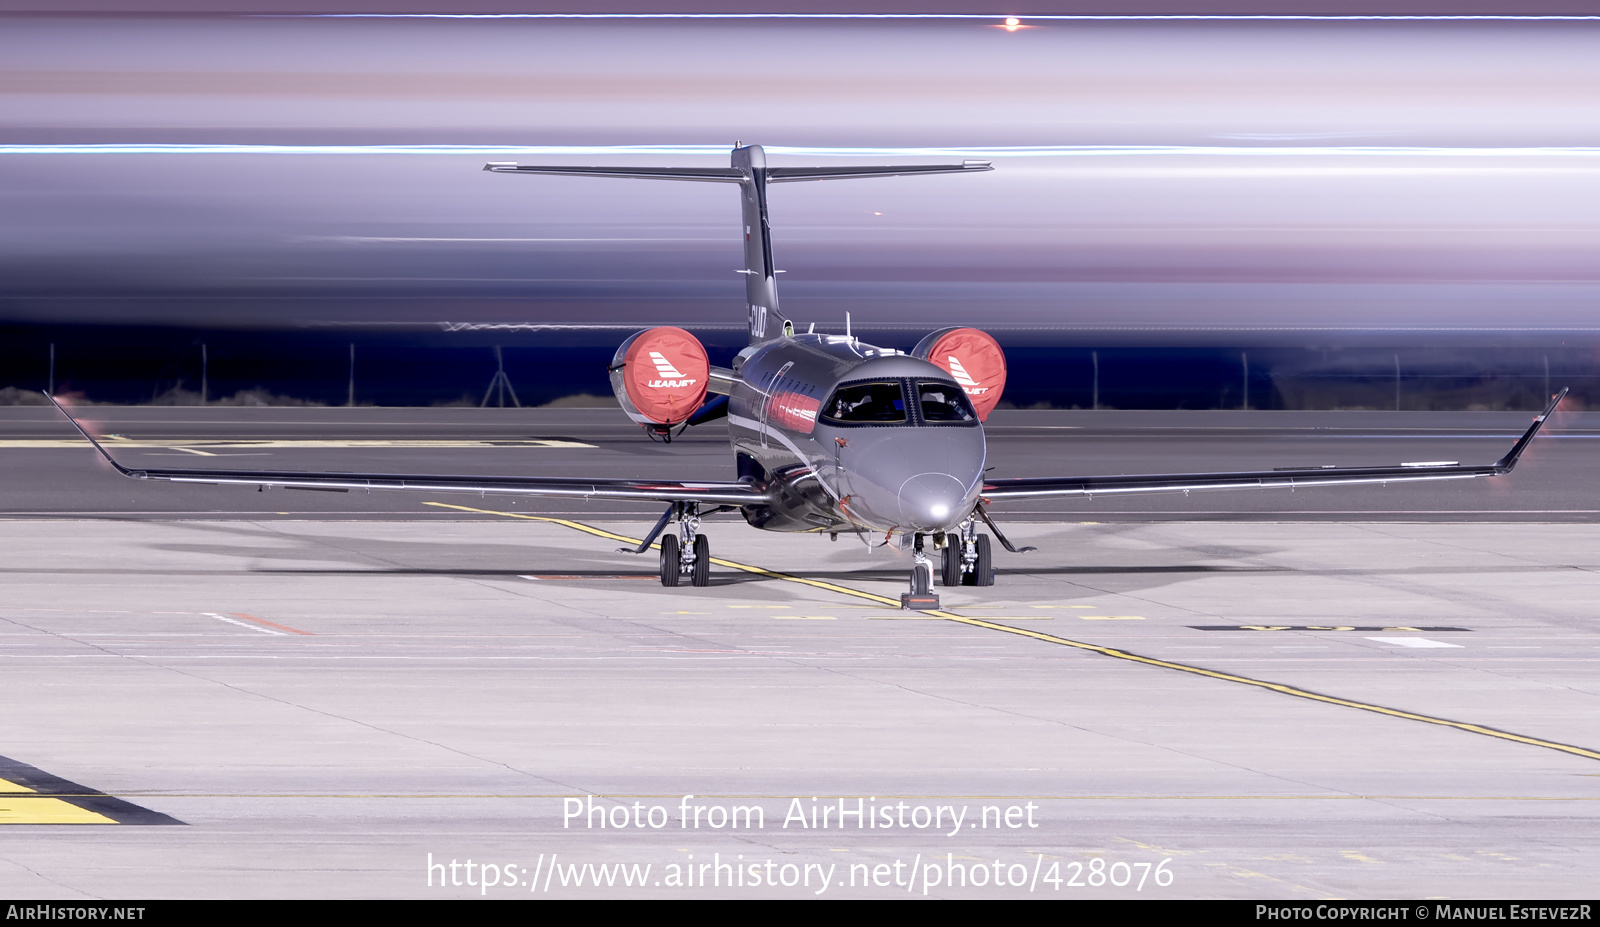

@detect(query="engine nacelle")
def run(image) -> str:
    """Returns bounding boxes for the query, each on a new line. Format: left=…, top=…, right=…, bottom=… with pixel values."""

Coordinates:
left=911, top=327, right=1006, bottom=421
left=609, top=327, right=710, bottom=429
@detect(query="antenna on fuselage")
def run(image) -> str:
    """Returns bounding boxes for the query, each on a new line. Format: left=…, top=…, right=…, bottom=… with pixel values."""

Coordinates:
left=845, top=312, right=852, bottom=341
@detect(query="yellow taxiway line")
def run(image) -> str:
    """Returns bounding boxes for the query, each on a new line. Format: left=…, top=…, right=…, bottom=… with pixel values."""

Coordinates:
left=426, top=502, right=1600, bottom=764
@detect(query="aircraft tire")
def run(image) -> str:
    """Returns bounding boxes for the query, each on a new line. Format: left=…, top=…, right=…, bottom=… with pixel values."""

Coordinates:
left=659, top=534, right=681, bottom=587
left=941, top=539, right=964, bottom=586
left=973, top=534, right=995, bottom=586
left=691, top=534, right=711, bottom=587
left=911, top=561, right=932, bottom=596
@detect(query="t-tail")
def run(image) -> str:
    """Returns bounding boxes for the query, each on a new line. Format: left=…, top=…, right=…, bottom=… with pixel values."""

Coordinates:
left=485, top=144, right=992, bottom=344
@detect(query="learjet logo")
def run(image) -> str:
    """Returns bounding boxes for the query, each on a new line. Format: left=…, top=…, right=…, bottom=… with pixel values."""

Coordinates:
left=948, top=356, right=990, bottom=395
left=648, top=351, right=697, bottom=389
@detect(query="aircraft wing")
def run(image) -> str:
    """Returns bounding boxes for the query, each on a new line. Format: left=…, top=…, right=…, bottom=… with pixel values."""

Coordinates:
left=981, top=389, right=1566, bottom=502
left=46, top=395, right=768, bottom=506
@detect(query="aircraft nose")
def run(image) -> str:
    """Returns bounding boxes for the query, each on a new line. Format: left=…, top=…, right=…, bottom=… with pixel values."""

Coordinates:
left=897, top=472, right=970, bottom=531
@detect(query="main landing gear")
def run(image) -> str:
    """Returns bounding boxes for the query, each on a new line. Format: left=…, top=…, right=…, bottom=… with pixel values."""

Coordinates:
left=621, top=502, right=713, bottom=587
left=657, top=504, right=711, bottom=587
left=940, top=517, right=994, bottom=589
left=659, top=528, right=710, bottom=587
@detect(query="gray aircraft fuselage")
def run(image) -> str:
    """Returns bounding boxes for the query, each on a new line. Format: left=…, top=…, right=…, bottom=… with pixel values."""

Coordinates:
left=728, top=333, right=987, bottom=536
left=483, top=143, right=997, bottom=545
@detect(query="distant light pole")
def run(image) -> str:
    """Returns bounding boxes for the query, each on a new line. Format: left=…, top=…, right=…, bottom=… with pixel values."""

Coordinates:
left=1091, top=351, right=1099, bottom=411
left=1394, top=354, right=1401, bottom=411
left=348, top=343, right=356, bottom=407
left=1241, top=351, right=1249, bottom=411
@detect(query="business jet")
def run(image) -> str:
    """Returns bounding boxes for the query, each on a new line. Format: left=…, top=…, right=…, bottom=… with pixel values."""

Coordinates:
left=49, top=144, right=1565, bottom=609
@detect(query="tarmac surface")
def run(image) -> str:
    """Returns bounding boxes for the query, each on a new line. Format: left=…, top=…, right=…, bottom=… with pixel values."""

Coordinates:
left=1, top=406, right=1598, bottom=899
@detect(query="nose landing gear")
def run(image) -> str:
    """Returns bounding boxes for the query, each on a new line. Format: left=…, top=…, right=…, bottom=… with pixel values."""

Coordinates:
left=901, top=533, right=941, bottom=610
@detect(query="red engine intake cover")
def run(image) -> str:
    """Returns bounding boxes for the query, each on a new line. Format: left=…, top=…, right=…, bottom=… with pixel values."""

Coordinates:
left=621, top=327, right=710, bottom=425
left=915, top=327, right=1006, bottom=421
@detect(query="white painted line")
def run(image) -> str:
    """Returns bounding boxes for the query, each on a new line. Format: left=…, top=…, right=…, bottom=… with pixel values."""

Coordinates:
left=205, top=612, right=286, bottom=636
left=1365, top=637, right=1462, bottom=649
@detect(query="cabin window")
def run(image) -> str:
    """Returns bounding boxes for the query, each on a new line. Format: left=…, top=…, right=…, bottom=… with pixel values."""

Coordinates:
left=916, top=380, right=978, bottom=424
left=820, top=381, right=906, bottom=424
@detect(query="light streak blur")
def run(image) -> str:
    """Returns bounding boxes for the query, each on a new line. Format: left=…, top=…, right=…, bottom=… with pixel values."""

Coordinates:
left=1, top=13, right=1597, bottom=339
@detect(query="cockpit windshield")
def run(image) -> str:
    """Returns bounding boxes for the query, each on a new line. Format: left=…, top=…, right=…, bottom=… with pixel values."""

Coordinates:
left=820, top=381, right=906, bottom=424
left=917, top=380, right=978, bottom=424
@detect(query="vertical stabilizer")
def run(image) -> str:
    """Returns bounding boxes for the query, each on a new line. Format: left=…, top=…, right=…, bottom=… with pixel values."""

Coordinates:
left=731, top=145, right=790, bottom=344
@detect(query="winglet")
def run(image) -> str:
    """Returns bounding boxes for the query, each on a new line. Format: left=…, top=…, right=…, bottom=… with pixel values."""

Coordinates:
left=1492, top=387, right=1567, bottom=473
left=43, top=392, right=142, bottom=478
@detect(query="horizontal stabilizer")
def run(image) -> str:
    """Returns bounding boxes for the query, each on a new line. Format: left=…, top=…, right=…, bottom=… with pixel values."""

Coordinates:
left=483, top=164, right=743, bottom=183
left=767, top=162, right=992, bottom=182
left=482, top=163, right=992, bottom=184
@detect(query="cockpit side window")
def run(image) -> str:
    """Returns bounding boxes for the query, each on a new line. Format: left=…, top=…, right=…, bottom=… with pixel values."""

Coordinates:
left=917, top=380, right=978, bottom=424
left=820, top=381, right=907, bottom=425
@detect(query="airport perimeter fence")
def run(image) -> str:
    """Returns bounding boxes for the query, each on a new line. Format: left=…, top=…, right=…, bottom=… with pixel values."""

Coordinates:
left=1, top=325, right=1595, bottom=412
